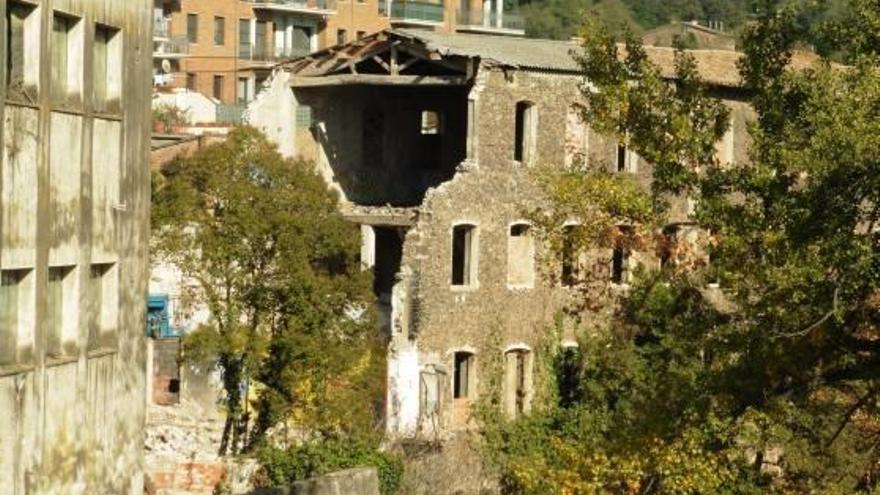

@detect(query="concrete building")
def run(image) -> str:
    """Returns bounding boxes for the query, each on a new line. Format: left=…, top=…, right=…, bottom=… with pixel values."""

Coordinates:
left=0, top=0, right=152, bottom=494
left=247, top=29, right=775, bottom=438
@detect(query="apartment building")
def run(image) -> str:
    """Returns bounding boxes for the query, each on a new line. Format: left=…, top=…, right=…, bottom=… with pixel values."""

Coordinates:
left=152, top=0, right=525, bottom=105
left=153, top=0, right=391, bottom=104
left=0, top=0, right=152, bottom=494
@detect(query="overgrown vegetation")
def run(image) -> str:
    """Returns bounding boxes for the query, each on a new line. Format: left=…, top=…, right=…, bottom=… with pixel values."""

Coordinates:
left=255, top=439, right=404, bottom=495
left=151, top=128, right=385, bottom=458
left=481, top=0, right=880, bottom=492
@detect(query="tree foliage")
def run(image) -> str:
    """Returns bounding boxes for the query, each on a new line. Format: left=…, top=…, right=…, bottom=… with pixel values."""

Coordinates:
left=152, top=127, right=383, bottom=454
left=481, top=1, right=880, bottom=492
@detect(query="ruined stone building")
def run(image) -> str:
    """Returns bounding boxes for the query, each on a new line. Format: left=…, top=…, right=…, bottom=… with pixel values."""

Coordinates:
left=247, top=29, right=764, bottom=438
left=0, top=0, right=152, bottom=493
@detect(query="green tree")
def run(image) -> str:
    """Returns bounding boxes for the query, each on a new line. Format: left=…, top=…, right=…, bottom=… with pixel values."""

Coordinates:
left=152, top=127, right=382, bottom=454
left=481, top=1, right=880, bottom=492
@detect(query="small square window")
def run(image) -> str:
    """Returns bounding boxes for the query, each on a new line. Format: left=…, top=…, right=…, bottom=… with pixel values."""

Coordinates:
left=420, top=110, right=441, bottom=135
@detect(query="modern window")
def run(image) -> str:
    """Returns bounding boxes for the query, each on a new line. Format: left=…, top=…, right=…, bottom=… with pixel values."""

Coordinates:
left=337, top=29, right=347, bottom=45
left=51, top=12, right=83, bottom=105
left=255, top=20, right=267, bottom=59
left=88, top=263, right=117, bottom=349
left=186, top=13, right=198, bottom=43
left=93, top=24, right=122, bottom=113
left=0, top=269, right=30, bottom=366
left=453, top=351, right=475, bottom=399
left=505, top=349, right=531, bottom=417
left=6, top=1, right=39, bottom=100
left=451, top=224, right=477, bottom=287
left=514, top=101, right=536, bottom=163
left=292, top=25, right=311, bottom=56
left=237, top=76, right=249, bottom=103
left=213, top=75, right=223, bottom=100
left=507, top=223, right=535, bottom=288
left=238, top=19, right=252, bottom=58
left=214, top=16, right=225, bottom=45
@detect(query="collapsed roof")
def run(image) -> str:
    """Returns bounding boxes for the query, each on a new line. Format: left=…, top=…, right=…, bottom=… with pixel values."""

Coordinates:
left=281, top=29, right=826, bottom=89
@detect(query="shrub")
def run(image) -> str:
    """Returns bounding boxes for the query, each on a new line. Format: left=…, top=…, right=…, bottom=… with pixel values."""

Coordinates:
left=255, top=438, right=403, bottom=495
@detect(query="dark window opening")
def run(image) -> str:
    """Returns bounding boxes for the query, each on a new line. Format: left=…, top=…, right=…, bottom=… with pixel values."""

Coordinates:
left=616, top=143, right=627, bottom=172
left=511, top=224, right=528, bottom=237
left=213, top=75, right=223, bottom=100
left=452, top=224, right=476, bottom=286
left=168, top=378, right=181, bottom=394
left=514, top=101, right=534, bottom=162
left=508, top=350, right=529, bottom=416
left=453, top=352, right=473, bottom=399
left=660, top=225, right=678, bottom=269
left=373, top=227, right=404, bottom=298
left=186, top=72, right=196, bottom=90
left=555, top=347, right=583, bottom=408
left=337, top=29, right=347, bottom=45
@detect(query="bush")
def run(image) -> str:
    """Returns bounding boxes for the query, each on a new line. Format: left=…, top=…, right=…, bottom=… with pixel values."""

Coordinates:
left=255, top=438, right=403, bottom=495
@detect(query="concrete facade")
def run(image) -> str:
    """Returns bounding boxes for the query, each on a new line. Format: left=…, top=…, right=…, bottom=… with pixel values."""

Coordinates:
left=0, top=0, right=153, bottom=493
left=248, top=30, right=755, bottom=439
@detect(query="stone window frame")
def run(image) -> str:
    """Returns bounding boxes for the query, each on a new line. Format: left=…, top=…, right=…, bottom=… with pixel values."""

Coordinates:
left=450, top=347, right=477, bottom=401
left=514, top=100, right=537, bottom=165
left=506, top=219, right=536, bottom=291
left=450, top=220, right=480, bottom=291
left=503, top=343, right=533, bottom=418
left=560, top=220, right=584, bottom=288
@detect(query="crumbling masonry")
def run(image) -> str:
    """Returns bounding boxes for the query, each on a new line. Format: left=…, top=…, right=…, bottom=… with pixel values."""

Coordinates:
left=247, top=29, right=758, bottom=438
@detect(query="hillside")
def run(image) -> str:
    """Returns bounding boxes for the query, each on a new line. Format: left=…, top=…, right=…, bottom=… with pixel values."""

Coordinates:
left=521, top=0, right=848, bottom=45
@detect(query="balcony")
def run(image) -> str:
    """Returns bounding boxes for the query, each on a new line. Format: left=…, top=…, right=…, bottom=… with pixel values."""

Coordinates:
left=248, top=0, right=336, bottom=15
left=154, top=17, right=170, bottom=40
left=240, top=46, right=312, bottom=68
left=381, top=0, right=445, bottom=25
left=154, top=35, right=189, bottom=58
left=456, top=9, right=524, bottom=35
